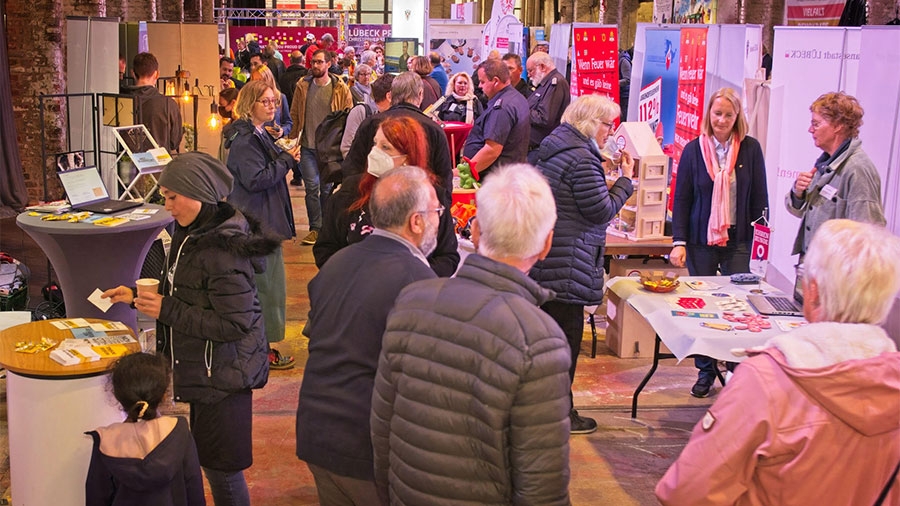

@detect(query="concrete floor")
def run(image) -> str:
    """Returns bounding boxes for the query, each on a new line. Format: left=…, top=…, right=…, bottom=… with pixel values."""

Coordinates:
left=0, top=178, right=718, bottom=505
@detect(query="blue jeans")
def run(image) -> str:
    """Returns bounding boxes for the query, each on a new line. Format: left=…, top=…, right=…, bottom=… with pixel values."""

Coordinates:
left=203, top=467, right=250, bottom=506
left=299, top=147, right=332, bottom=231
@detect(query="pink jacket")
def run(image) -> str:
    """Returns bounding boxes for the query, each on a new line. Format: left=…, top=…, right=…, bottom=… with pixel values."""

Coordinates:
left=656, top=322, right=900, bottom=506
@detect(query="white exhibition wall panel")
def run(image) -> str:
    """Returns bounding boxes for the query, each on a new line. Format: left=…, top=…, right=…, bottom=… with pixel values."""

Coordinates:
left=626, top=24, right=762, bottom=123
left=856, top=26, right=900, bottom=237
left=765, top=26, right=860, bottom=289
left=66, top=17, right=120, bottom=191
left=549, top=23, right=571, bottom=73
left=146, top=23, right=220, bottom=156
left=393, top=0, right=427, bottom=47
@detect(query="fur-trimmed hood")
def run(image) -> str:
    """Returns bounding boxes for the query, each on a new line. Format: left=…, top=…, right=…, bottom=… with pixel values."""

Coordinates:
left=190, top=202, right=281, bottom=271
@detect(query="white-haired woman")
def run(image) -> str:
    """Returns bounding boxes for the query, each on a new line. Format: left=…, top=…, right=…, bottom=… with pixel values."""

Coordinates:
left=529, top=94, right=634, bottom=434
left=669, top=87, right=769, bottom=398
left=434, top=71, right=484, bottom=124
left=658, top=219, right=900, bottom=506
left=350, top=63, right=375, bottom=107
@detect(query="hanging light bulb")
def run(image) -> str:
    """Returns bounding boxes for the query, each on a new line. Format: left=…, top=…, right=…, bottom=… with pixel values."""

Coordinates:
left=207, top=101, right=221, bottom=130
left=182, top=82, right=192, bottom=103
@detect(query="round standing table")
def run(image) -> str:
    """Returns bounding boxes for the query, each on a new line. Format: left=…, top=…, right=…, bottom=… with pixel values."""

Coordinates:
left=0, top=319, right=140, bottom=506
left=16, top=205, right=172, bottom=334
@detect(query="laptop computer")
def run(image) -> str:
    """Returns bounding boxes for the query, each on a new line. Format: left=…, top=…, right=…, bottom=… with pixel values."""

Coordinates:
left=747, top=275, right=805, bottom=317
left=58, top=166, right=143, bottom=214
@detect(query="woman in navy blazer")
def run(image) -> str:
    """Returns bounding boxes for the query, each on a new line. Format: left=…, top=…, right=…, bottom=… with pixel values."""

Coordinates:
left=669, top=88, right=769, bottom=398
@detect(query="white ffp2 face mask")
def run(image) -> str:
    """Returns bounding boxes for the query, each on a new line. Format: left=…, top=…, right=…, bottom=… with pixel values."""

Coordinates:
left=367, top=147, right=397, bottom=178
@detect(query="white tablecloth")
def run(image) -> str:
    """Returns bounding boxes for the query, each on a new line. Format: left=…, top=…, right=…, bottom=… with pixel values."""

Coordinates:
left=606, top=276, right=805, bottom=362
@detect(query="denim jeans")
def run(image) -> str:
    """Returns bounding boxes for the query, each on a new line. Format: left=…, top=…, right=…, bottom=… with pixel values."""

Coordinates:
left=203, top=467, right=250, bottom=506
left=299, top=147, right=332, bottom=231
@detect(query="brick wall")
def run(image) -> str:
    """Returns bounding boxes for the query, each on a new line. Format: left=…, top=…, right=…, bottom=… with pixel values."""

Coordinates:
left=7, top=0, right=66, bottom=202
left=744, top=0, right=785, bottom=52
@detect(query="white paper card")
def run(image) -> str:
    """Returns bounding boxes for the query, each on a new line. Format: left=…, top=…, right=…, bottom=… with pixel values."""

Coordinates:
left=88, top=289, right=113, bottom=313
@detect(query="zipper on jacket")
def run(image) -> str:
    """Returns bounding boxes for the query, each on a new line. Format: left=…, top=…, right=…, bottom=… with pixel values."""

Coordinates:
left=163, top=235, right=191, bottom=374
left=204, top=340, right=213, bottom=377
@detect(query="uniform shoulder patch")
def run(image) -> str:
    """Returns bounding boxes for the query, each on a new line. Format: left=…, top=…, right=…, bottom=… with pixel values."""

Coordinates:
left=551, top=77, right=558, bottom=85
left=701, top=411, right=716, bottom=431
left=493, top=98, right=503, bottom=108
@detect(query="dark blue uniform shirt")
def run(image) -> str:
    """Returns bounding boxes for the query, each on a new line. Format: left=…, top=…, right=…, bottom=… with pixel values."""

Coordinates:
left=462, top=85, right=531, bottom=175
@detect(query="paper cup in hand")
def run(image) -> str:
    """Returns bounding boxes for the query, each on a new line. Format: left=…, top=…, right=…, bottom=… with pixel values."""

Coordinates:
left=135, top=278, right=160, bottom=296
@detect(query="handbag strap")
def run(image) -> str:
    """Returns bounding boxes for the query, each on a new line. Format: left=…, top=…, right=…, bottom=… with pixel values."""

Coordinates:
left=874, top=459, right=900, bottom=506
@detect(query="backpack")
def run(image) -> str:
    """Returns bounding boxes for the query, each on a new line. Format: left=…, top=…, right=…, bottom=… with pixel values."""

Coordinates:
left=315, top=103, right=372, bottom=185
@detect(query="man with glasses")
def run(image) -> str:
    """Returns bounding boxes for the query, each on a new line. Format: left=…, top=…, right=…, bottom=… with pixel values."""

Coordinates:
left=296, top=166, right=440, bottom=503
left=289, top=49, right=353, bottom=245
left=525, top=51, right=570, bottom=165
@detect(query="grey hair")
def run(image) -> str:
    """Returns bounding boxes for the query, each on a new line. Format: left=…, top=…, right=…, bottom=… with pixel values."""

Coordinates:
left=369, top=166, right=433, bottom=230
left=321, top=33, right=334, bottom=43
left=475, top=164, right=556, bottom=259
left=805, top=219, right=900, bottom=324
left=354, top=64, right=372, bottom=80
left=526, top=51, right=554, bottom=70
left=391, top=72, right=423, bottom=106
left=359, top=50, right=377, bottom=66
left=561, top=94, right=621, bottom=139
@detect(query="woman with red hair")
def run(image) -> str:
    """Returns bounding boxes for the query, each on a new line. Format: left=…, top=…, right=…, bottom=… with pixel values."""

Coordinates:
left=314, top=116, right=459, bottom=275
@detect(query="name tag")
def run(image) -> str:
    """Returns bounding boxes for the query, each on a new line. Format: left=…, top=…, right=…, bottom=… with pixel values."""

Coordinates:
left=820, top=184, right=838, bottom=201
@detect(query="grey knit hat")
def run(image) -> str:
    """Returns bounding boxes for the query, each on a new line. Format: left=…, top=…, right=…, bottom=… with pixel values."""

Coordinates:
left=158, top=152, right=234, bottom=204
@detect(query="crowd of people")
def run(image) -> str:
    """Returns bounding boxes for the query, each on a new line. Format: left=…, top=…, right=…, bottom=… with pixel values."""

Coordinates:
left=92, top=39, right=898, bottom=506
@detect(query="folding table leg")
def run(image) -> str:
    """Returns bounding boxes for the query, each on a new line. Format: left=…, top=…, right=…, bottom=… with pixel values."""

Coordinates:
left=631, top=335, right=676, bottom=418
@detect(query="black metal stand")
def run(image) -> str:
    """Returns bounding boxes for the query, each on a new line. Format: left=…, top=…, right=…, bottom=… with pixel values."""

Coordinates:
left=631, top=335, right=725, bottom=418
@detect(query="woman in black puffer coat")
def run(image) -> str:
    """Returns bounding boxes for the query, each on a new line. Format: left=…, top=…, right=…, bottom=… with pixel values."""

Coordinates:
left=103, top=152, right=279, bottom=506
left=528, top=94, right=635, bottom=434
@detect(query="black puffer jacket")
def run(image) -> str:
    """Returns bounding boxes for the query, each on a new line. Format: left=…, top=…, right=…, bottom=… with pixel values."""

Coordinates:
left=529, top=123, right=633, bottom=305
left=156, top=202, right=279, bottom=404
left=372, top=254, right=572, bottom=505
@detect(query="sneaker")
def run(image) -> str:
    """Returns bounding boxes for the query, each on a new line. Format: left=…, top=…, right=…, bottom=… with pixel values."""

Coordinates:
left=690, top=376, right=714, bottom=398
left=269, top=348, right=295, bottom=370
left=569, top=409, right=598, bottom=434
left=301, top=230, right=318, bottom=245
left=289, top=178, right=303, bottom=186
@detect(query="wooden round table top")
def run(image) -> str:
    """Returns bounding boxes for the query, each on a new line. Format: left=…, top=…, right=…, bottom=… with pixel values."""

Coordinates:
left=0, top=319, right=139, bottom=378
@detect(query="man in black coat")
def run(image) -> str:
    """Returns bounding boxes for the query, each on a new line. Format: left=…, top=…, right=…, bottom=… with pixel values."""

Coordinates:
left=525, top=51, right=571, bottom=164
left=296, top=166, right=440, bottom=504
left=279, top=50, right=308, bottom=104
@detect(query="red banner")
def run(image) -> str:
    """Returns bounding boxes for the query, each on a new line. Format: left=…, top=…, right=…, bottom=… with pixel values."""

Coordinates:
left=571, top=27, right=619, bottom=103
left=668, top=27, right=707, bottom=211
left=785, top=0, right=844, bottom=26
left=229, top=26, right=339, bottom=56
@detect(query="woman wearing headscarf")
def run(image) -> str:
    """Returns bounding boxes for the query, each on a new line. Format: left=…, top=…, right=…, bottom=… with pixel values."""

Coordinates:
left=102, top=152, right=276, bottom=506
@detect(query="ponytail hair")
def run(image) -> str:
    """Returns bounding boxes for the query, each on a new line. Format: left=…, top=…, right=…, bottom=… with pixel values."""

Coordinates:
left=109, top=353, right=170, bottom=422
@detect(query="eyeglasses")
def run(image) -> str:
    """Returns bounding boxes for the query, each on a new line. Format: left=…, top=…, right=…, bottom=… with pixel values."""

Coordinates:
left=418, top=205, right=445, bottom=218
left=810, top=119, right=829, bottom=130
left=600, top=120, right=615, bottom=129
left=256, top=98, right=277, bottom=107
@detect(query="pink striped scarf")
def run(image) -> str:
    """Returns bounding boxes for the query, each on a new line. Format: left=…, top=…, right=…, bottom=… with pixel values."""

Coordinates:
left=699, top=134, right=739, bottom=246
